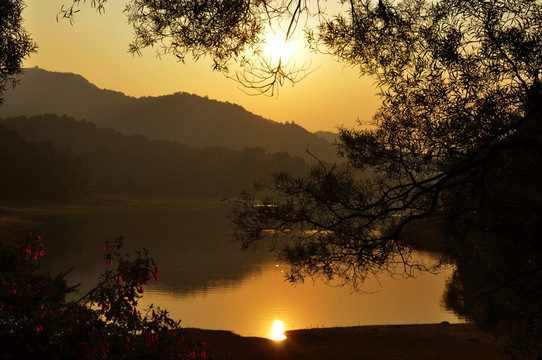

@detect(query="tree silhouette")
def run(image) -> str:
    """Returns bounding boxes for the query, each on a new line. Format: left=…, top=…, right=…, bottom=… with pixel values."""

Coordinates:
left=0, top=0, right=36, bottom=104
left=233, top=1, right=540, bottom=357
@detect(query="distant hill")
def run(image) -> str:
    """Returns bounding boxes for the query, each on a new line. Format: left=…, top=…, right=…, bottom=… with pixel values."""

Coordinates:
left=0, top=123, right=81, bottom=201
left=314, top=131, right=338, bottom=144
left=0, top=67, right=338, bottom=163
left=1, top=114, right=310, bottom=199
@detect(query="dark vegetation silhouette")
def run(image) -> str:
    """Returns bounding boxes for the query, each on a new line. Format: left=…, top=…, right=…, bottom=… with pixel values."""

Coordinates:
left=0, top=233, right=213, bottom=359
left=0, top=0, right=35, bottom=104
left=0, top=114, right=310, bottom=200
left=0, top=68, right=338, bottom=163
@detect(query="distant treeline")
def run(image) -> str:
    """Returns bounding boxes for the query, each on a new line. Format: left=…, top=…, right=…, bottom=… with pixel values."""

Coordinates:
left=0, top=124, right=81, bottom=201
left=0, top=115, right=310, bottom=201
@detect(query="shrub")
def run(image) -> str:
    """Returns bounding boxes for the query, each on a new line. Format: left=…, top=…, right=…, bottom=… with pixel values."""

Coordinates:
left=0, top=233, right=212, bottom=359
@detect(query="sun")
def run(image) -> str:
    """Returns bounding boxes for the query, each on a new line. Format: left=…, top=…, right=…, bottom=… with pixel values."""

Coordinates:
left=270, top=319, right=287, bottom=341
left=262, top=34, right=297, bottom=65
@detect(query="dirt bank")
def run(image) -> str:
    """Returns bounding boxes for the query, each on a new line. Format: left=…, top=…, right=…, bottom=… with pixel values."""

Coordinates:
left=186, top=323, right=504, bottom=360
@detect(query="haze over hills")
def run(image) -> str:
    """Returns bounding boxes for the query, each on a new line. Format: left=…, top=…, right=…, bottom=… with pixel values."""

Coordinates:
left=0, top=67, right=338, bottom=162
left=313, top=131, right=338, bottom=144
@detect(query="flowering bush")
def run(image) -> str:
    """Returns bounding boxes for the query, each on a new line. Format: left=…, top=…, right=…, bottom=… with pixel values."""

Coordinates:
left=0, top=233, right=212, bottom=359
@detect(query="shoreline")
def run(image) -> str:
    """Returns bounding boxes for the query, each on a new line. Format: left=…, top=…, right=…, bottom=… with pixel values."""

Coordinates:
left=0, top=195, right=226, bottom=215
left=186, top=323, right=504, bottom=360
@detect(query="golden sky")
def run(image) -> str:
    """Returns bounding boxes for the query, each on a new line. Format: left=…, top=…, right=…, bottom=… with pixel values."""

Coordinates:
left=22, top=0, right=380, bottom=132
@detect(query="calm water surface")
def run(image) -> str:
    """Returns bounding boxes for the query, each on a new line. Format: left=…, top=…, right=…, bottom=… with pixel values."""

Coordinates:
left=34, top=202, right=459, bottom=338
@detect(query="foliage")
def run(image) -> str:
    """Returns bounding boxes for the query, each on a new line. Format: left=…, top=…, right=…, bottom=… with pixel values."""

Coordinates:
left=0, top=0, right=36, bottom=103
left=59, top=0, right=317, bottom=95
left=440, top=126, right=542, bottom=359
left=0, top=233, right=212, bottom=359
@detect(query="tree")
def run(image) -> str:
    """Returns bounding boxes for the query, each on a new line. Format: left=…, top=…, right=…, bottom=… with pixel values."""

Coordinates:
left=229, top=1, right=542, bottom=358
left=0, top=0, right=36, bottom=104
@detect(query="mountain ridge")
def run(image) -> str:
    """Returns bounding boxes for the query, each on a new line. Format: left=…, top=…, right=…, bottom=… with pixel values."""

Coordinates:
left=0, top=67, right=338, bottom=162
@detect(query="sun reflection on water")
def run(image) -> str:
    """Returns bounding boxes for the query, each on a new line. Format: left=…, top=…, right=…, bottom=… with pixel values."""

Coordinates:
left=138, top=256, right=459, bottom=338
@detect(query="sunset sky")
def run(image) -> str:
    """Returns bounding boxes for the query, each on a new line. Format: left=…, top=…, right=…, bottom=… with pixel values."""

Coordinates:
left=21, top=0, right=380, bottom=132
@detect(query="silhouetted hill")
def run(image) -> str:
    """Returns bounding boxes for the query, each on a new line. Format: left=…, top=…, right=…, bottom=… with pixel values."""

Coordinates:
left=0, top=68, right=338, bottom=162
left=0, top=124, right=82, bottom=201
left=314, top=131, right=338, bottom=144
left=1, top=115, right=309, bottom=199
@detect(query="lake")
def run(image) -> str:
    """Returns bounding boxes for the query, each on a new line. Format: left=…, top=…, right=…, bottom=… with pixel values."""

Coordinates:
left=33, top=201, right=459, bottom=338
